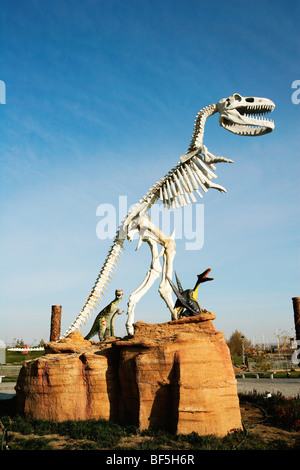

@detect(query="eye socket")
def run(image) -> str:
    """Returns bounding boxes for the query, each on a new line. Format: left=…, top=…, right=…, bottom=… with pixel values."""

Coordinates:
left=233, top=94, right=242, bottom=101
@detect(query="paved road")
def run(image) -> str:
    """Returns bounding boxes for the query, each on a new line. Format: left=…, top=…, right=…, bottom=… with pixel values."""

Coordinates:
left=0, top=382, right=17, bottom=400
left=0, top=379, right=299, bottom=401
left=237, top=378, right=300, bottom=398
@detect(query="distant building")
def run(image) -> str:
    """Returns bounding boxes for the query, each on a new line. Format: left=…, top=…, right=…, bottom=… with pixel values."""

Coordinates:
left=0, top=340, right=6, bottom=365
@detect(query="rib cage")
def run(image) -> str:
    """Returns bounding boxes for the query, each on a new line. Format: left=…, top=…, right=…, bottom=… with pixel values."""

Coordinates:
left=157, top=154, right=226, bottom=210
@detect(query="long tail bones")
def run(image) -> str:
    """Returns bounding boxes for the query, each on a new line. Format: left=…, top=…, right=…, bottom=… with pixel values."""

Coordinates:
left=61, top=93, right=275, bottom=339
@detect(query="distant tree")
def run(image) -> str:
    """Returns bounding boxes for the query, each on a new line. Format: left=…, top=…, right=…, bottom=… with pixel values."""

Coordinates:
left=227, top=330, right=251, bottom=356
left=276, top=330, right=295, bottom=353
left=12, top=338, right=25, bottom=348
left=253, top=355, right=272, bottom=371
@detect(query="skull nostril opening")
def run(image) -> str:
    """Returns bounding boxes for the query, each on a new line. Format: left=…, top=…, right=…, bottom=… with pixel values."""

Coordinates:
left=245, top=98, right=254, bottom=103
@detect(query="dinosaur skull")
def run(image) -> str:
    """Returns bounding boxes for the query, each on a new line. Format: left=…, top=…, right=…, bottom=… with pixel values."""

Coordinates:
left=217, top=93, right=275, bottom=136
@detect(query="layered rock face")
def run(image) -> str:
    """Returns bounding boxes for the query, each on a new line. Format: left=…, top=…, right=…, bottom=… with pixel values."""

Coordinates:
left=16, top=331, right=120, bottom=422
left=16, top=314, right=242, bottom=436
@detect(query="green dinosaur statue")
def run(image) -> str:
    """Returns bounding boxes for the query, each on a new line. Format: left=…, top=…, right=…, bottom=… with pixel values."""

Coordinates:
left=167, top=269, right=214, bottom=318
left=84, top=289, right=123, bottom=341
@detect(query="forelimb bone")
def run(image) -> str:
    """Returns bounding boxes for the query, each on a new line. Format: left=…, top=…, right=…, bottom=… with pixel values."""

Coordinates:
left=126, top=237, right=162, bottom=335
left=125, top=214, right=177, bottom=335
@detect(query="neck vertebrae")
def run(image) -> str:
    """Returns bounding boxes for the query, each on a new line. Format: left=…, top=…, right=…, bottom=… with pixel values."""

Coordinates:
left=187, top=104, right=217, bottom=151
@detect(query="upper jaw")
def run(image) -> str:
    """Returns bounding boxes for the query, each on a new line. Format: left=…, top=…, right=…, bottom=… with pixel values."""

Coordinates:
left=218, top=94, right=275, bottom=136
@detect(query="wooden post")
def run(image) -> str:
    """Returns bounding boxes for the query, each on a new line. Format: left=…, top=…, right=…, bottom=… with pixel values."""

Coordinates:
left=50, top=305, right=62, bottom=342
left=292, top=297, right=300, bottom=341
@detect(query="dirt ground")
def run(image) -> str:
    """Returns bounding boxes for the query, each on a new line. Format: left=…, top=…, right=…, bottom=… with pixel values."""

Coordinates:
left=5, top=404, right=299, bottom=450
left=239, top=403, right=299, bottom=447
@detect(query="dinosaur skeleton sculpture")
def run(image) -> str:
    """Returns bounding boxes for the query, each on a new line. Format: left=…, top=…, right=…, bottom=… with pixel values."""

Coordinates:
left=61, top=93, right=275, bottom=338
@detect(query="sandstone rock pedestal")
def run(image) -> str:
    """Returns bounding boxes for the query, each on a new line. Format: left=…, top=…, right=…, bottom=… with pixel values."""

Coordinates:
left=16, top=331, right=120, bottom=422
left=16, top=313, right=242, bottom=437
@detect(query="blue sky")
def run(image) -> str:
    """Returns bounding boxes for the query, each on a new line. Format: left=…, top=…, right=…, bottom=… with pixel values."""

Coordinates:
left=0, top=0, right=299, bottom=346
